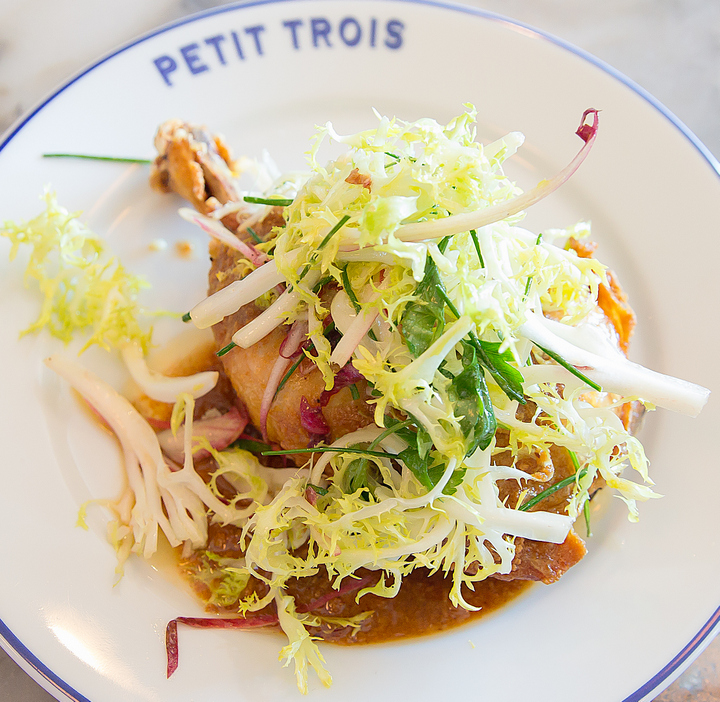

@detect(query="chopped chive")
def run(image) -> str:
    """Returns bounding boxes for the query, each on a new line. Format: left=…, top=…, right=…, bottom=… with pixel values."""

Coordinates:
left=349, top=384, right=360, bottom=400
left=318, top=214, right=350, bottom=250
left=436, top=286, right=460, bottom=319
left=518, top=468, right=587, bottom=512
left=246, top=226, right=262, bottom=244
left=523, top=233, right=543, bottom=300
left=243, top=196, right=293, bottom=207
left=341, top=266, right=362, bottom=313
left=262, top=447, right=398, bottom=459
left=231, top=438, right=274, bottom=454
left=276, top=354, right=304, bottom=395
left=42, top=153, right=152, bottom=164
left=182, top=312, right=192, bottom=323
left=572, top=448, right=593, bottom=535
left=217, top=341, right=237, bottom=357
left=312, top=275, right=333, bottom=293
left=297, top=215, right=352, bottom=283
left=534, top=343, right=602, bottom=392
left=298, top=263, right=312, bottom=281
left=469, top=229, right=484, bottom=268
left=438, top=236, right=451, bottom=254
left=584, top=498, right=592, bottom=537
left=368, top=418, right=414, bottom=450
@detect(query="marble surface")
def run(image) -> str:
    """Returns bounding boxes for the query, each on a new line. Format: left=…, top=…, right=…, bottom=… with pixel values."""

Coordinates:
left=0, top=0, right=718, bottom=700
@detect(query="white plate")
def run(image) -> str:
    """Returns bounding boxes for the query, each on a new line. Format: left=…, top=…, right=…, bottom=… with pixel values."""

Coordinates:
left=1, top=2, right=718, bottom=700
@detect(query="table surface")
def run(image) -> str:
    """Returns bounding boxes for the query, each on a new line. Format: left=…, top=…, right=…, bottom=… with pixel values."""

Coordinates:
left=0, top=1, right=718, bottom=700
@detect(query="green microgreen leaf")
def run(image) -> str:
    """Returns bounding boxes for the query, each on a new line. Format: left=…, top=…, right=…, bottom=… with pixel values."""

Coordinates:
left=400, top=255, right=446, bottom=357
left=471, top=338, right=526, bottom=403
left=434, top=285, right=525, bottom=404
left=448, top=341, right=497, bottom=455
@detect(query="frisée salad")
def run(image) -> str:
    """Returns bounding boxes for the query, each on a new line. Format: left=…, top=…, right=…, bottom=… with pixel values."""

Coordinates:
left=1, top=106, right=710, bottom=693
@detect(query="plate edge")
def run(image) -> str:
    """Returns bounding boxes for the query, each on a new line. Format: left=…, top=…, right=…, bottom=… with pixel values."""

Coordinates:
left=0, top=1, right=718, bottom=701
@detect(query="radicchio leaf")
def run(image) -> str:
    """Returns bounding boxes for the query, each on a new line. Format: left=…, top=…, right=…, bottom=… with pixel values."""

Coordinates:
left=300, top=396, right=330, bottom=435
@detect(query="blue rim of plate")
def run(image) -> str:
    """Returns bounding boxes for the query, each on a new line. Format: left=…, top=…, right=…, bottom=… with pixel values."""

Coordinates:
left=0, top=1, right=718, bottom=701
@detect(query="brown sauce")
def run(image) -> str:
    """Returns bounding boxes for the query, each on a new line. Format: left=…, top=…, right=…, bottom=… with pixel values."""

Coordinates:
left=136, top=343, right=534, bottom=646
left=181, top=522, right=531, bottom=645
left=292, top=568, right=531, bottom=645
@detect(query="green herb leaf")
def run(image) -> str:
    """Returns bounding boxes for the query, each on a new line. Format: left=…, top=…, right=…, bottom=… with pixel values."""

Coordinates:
left=471, top=338, right=526, bottom=403
left=397, top=448, right=464, bottom=496
left=449, top=341, right=496, bottom=455
left=342, top=457, right=379, bottom=497
left=397, top=446, right=434, bottom=491
left=400, top=255, right=447, bottom=357
left=428, top=461, right=467, bottom=495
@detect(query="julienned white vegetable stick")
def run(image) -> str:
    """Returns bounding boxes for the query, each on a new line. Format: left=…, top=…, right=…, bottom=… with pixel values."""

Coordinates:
left=188, top=259, right=284, bottom=329
left=329, top=289, right=356, bottom=336
left=232, top=271, right=320, bottom=348
left=394, top=110, right=598, bottom=243
left=44, top=355, right=180, bottom=554
left=121, top=342, right=218, bottom=403
left=445, top=497, right=573, bottom=544
left=519, top=313, right=710, bottom=416
left=330, top=307, right=379, bottom=367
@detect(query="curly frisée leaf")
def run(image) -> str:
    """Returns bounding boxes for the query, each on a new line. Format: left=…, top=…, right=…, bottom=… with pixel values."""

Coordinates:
left=275, top=592, right=332, bottom=693
left=1, top=189, right=154, bottom=352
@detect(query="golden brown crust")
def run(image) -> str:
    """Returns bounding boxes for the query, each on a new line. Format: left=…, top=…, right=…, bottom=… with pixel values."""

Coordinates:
left=208, top=235, right=374, bottom=461
left=150, top=120, right=240, bottom=214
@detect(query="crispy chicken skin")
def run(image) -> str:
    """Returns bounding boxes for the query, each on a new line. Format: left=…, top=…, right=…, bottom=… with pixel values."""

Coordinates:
left=151, top=120, right=374, bottom=456
left=150, top=119, right=241, bottom=215
left=207, top=230, right=374, bottom=454
left=150, top=120, right=641, bottom=584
